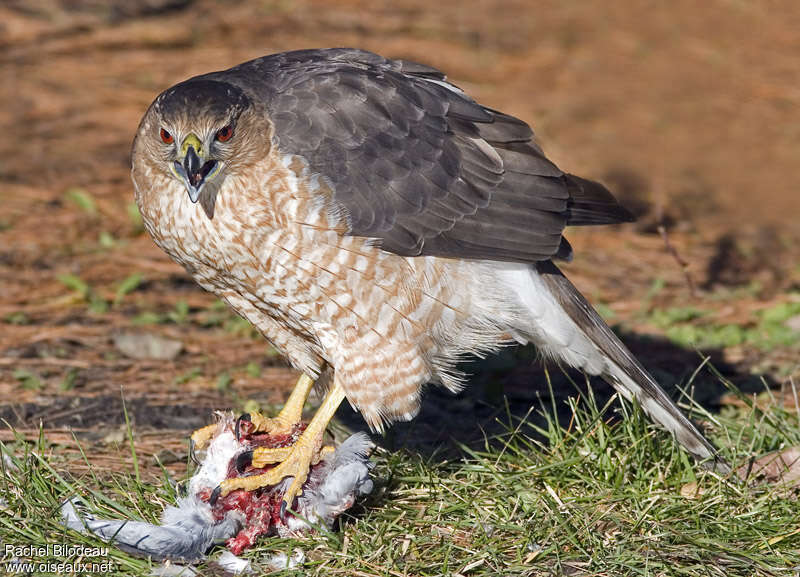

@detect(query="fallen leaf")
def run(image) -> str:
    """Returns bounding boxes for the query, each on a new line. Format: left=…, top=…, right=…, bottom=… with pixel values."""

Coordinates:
left=738, top=447, right=800, bottom=486
left=679, top=481, right=707, bottom=499
left=102, top=428, right=127, bottom=445
left=113, top=332, right=183, bottom=361
left=785, top=314, right=800, bottom=333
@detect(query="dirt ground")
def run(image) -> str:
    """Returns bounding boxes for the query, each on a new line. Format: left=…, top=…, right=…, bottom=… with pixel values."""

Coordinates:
left=1, top=0, right=799, bottom=479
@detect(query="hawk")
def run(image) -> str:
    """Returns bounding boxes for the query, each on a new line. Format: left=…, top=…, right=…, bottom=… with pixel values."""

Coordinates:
left=132, top=48, right=727, bottom=512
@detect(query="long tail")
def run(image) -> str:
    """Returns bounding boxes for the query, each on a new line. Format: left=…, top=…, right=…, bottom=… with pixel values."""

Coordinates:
left=502, top=261, right=729, bottom=473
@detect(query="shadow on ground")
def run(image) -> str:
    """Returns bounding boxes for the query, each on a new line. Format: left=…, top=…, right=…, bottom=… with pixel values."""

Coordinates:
left=336, top=332, right=773, bottom=460
left=0, top=395, right=214, bottom=434
left=0, top=331, right=774, bottom=464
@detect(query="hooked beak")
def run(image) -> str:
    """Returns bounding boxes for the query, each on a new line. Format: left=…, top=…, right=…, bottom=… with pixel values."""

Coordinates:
left=171, top=134, right=221, bottom=203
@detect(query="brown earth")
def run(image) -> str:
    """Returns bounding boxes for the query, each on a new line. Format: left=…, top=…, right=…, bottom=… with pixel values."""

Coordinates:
left=0, top=0, right=799, bottom=479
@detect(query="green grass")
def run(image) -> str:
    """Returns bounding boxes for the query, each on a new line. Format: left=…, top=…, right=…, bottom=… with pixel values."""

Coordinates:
left=644, top=297, right=800, bottom=351
left=131, top=299, right=264, bottom=340
left=2, top=372, right=800, bottom=576
left=64, top=188, right=97, bottom=216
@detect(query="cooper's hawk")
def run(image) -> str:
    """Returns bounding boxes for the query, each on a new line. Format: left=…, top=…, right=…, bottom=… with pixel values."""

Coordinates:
left=132, top=48, right=727, bottom=513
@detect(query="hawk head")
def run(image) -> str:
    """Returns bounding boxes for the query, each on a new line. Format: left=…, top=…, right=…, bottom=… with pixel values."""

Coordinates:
left=132, top=78, right=267, bottom=218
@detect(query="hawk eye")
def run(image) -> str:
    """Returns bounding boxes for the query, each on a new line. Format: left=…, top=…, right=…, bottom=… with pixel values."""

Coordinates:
left=160, top=128, right=174, bottom=144
left=216, top=125, right=234, bottom=142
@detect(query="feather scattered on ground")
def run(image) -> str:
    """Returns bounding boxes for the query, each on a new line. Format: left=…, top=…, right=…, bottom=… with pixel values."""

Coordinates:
left=61, top=414, right=373, bottom=572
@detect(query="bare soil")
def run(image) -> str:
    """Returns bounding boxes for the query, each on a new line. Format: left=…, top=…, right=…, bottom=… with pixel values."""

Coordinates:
left=1, top=0, right=798, bottom=479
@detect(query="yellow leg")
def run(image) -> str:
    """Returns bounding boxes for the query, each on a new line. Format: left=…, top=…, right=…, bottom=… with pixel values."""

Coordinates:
left=188, top=423, right=219, bottom=463
left=190, top=423, right=218, bottom=448
left=249, top=443, right=335, bottom=468
left=190, top=373, right=316, bottom=456
left=212, top=381, right=346, bottom=514
left=240, top=373, right=316, bottom=437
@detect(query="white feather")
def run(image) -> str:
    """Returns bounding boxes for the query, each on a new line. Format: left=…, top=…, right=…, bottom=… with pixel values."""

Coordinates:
left=496, top=265, right=606, bottom=375
left=495, top=264, right=723, bottom=467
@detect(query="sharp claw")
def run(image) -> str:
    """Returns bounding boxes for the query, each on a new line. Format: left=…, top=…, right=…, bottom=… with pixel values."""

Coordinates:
left=235, top=450, right=254, bottom=473
left=235, top=413, right=252, bottom=441
left=279, top=478, right=303, bottom=523
left=188, top=439, right=201, bottom=466
left=209, top=485, right=222, bottom=506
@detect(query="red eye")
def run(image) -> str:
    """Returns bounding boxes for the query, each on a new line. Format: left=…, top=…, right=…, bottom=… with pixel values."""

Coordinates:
left=216, top=125, right=233, bottom=142
left=160, top=128, right=174, bottom=144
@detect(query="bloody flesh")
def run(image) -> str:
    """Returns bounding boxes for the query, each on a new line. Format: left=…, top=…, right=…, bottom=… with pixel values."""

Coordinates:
left=203, top=422, right=318, bottom=555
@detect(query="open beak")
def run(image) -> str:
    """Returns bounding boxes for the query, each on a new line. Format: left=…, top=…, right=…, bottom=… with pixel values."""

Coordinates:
left=172, top=134, right=220, bottom=203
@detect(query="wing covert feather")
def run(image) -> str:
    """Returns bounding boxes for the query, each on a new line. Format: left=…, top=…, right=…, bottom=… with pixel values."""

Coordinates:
left=212, top=48, right=633, bottom=263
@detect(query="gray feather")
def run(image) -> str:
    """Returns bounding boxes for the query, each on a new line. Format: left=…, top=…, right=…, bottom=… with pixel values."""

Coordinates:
left=61, top=497, right=241, bottom=563
left=189, top=48, right=634, bottom=263
left=536, top=261, right=730, bottom=473
left=565, top=175, right=635, bottom=226
left=61, top=432, right=375, bottom=563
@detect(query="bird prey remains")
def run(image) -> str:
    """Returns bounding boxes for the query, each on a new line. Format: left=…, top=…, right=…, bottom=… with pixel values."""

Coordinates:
left=132, top=48, right=727, bottom=512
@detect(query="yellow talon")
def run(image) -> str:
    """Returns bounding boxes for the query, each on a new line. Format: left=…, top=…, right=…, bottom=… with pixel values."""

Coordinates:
left=192, top=372, right=315, bottom=450
left=189, top=423, right=218, bottom=451
left=251, top=446, right=293, bottom=467
left=222, top=436, right=317, bottom=497
left=238, top=373, right=317, bottom=438
left=216, top=380, right=346, bottom=512
left=248, top=443, right=335, bottom=468
left=245, top=412, right=300, bottom=437
left=317, top=445, right=335, bottom=463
